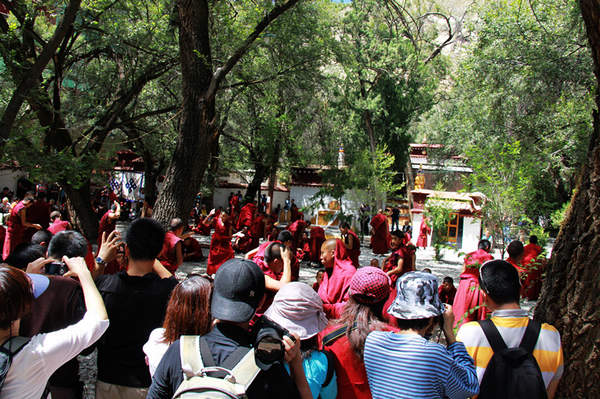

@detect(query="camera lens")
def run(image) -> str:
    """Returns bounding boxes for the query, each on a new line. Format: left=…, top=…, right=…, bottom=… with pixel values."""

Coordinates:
left=255, top=334, right=284, bottom=365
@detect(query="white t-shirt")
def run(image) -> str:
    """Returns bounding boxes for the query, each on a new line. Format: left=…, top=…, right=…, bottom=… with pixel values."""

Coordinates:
left=143, top=328, right=169, bottom=377
left=0, top=312, right=109, bottom=399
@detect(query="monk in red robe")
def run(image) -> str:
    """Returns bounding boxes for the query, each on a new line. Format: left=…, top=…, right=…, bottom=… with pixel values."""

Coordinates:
left=521, top=235, right=544, bottom=300
left=97, top=201, right=120, bottom=250
left=182, top=236, right=205, bottom=261
left=47, top=210, right=71, bottom=235
left=339, top=222, right=360, bottom=268
left=297, top=231, right=311, bottom=261
left=247, top=229, right=300, bottom=281
left=3, top=195, right=41, bottom=259
left=248, top=212, right=264, bottom=251
left=318, top=239, right=356, bottom=319
left=452, top=239, right=494, bottom=329
left=506, top=240, right=525, bottom=276
left=253, top=242, right=293, bottom=315
left=290, top=199, right=299, bottom=222
left=236, top=201, right=256, bottom=231
left=233, top=226, right=253, bottom=253
left=288, top=217, right=308, bottom=250
left=24, top=195, right=50, bottom=241
left=309, top=225, right=326, bottom=263
left=157, top=218, right=184, bottom=273
left=206, top=210, right=235, bottom=275
left=369, top=209, right=390, bottom=254
left=416, top=215, right=431, bottom=248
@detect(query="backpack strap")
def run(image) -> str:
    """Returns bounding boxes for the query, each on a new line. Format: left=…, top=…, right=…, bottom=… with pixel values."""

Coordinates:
left=322, top=350, right=335, bottom=388
left=0, top=337, right=30, bottom=393
left=322, top=323, right=356, bottom=347
left=180, top=335, right=204, bottom=379
left=229, top=349, right=261, bottom=389
left=519, top=319, right=542, bottom=353
left=478, top=319, right=508, bottom=352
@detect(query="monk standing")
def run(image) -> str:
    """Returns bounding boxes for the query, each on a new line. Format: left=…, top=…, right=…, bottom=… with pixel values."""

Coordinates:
left=521, top=235, right=544, bottom=300
left=288, top=217, right=309, bottom=250
left=369, top=209, right=390, bottom=255
left=339, top=222, right=360, bottom=268
left=236, top=201, right=256, bottom=231
left=309, top=225, right=326, bottom=263
left=452, top=239, right=494, bottom=329
left=2, top=194, right=41, bottom=259
left=416, top=215, right=431, bottom=248
left=206, top=209, right=235, bottom=275
left=318, top=239, right=356, bottom=319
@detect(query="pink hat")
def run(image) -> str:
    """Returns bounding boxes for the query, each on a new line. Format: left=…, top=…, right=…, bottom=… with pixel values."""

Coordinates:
left=264, top=282, right=328, bottom=340
left=348, top=266, right=391, bottom=304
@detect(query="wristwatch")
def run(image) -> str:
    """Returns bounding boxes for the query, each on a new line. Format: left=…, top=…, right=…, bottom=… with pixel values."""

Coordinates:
left=95, top=256, right=107, bottom=267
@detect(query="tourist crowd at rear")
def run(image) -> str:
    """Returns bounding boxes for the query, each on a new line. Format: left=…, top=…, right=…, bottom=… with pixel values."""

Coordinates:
left=0, top=191, right=563, bottom=399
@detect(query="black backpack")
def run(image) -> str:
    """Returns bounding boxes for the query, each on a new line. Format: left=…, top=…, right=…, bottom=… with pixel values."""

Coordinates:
left=477, top=319, right=547, bottom=399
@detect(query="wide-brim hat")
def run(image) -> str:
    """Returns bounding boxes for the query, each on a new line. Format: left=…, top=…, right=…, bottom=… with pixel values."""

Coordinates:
left=264, top=282, right=328, bottom=340
left=211, top=259, right=266, bottom=323
left=387, top=271, right=445, bottom=320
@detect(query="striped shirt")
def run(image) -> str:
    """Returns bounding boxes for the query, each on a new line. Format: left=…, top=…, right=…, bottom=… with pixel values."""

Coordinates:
left=364, top=331, right=479, bottom=399
left=456, top=309, right=564, bottom=388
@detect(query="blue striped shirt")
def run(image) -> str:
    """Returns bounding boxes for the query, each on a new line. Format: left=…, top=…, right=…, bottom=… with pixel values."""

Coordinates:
left=364, top=331, right=479, bottom=399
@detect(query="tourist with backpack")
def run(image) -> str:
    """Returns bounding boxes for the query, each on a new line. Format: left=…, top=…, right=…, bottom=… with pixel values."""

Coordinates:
left=264, top=282, right=337, bottom=399
left=147, top=258, right=312, bottom=399
left=0, top=258, right=109, bottom=398
left=363, top=272, right=479, bottom=399
left=457, top=259, right=563, bottom=398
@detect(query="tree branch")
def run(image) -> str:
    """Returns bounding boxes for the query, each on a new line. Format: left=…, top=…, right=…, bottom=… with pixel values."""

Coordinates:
left=206, top=0, right=300, bottom=98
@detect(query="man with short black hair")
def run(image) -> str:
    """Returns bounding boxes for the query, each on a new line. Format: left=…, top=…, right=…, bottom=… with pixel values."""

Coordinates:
left=48, top=230, right=88, bottom=259
left=147, top=259, right=310, bottom=399
left=31, top=229, right=53, bottom=252
left=95, top=218, right=178, bottom=399
left=457, top=259, right=563, bottom=398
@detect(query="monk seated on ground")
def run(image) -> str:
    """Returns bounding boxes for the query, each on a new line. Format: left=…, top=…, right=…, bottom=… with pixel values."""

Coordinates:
left=182, top=234, right=204, bottom=261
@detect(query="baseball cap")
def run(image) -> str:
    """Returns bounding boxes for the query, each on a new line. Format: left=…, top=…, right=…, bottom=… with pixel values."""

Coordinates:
left=264, top=282, right=328, bottom=340
left=211, top=259, right=266, bottom=323
left=387, top=271, right=444, bottom=320
left=348, top=266, right=391, bottom=304
left=27, top=273, right=49, bottom=298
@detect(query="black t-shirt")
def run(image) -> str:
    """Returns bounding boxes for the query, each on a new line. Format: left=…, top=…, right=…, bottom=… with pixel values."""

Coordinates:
left=147, top=323, right=301, bottom=399
left=95, top=271, right=178, bottom=388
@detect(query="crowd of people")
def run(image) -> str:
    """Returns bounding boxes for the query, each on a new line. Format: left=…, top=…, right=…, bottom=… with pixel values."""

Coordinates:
left=0, top=188, right=563, bottom=399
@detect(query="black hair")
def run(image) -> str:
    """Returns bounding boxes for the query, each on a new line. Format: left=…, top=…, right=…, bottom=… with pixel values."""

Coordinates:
left=4, top=244, right=45, bottom=270
left=170, top=218, right=184, bottom=231
left=340, top=222, right=350, bottom=229
left=277, top=230, right=293, bottom=243
left=50, top=210, right=61, bottom=220
left=316, top=268, right=325, bottom=275
left=529, top=235, right=538, bottom=245
left=48, top=230, right=88, bottom=259
left=31, top=230, right=53, bottom=247
left=478, top=239, right=491, bottom=251
left=395, top=317, right=432, bottom=331
left=125, top=218, right=165, bottom=260
left=506, top=240, right=524, bottom=259
left=443, top=276, right=454, bottom=285
left=421, top=268, right=432, bottom=273
left=479, top=259, right=520, bottom=305
left=264, top=242, right=283, bottom=263
left=390, top=230, right=405, bottom=239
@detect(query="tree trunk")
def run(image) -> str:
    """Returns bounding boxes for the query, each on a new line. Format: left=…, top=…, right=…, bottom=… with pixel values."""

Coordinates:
left=62, top=181, right=98, bottom=242
left=245, top=159, right=267, bottom=204
left=535, top=1, right=600, bottom=396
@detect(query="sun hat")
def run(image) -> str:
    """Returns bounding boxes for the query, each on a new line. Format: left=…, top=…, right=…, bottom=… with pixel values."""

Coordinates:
left=211, top=259, right=266, bottom=323
left=348, top=266, right=391, bottom=304
left=387, top=271, right=445, bottom=320
left=264, top=282, right=328, bottom=340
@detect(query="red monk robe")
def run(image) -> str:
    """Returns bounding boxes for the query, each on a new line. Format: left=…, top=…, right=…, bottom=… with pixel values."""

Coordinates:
left=309, top=226, right=326, bottom=263
left=207, top=213, right=235, bottom=275
left=183, top=237, right=205, bottom=261
left=521, top=243, right=544, bottom=300
left=290, top=202, right=300, bottom=222
left=342, top=229, right=361, bottom=268
left=370, top=212, right=390, bottom=254
left=381, top=243, right=416, bottom=326
left=416, top=218, right=431, bottom=248
left=48, top=219, right=69, bottom=235
left=96, top=209, right=121, bottom=274
left=248, top=214, right=264, bottom=251
left=3, top=201, right=30, bottom=259
left=452, top=248, right=494, bottom=329
left=236, top=202, right=256, bottom=231
left=318, top=240, right=356, bottom=319
left=24, top=199, right=50, bottom=242
left=158, top=230, right=183, bottom=273
left=288, top=219, right=308, bottom=250
left=233, top=228, right=254, bottom=254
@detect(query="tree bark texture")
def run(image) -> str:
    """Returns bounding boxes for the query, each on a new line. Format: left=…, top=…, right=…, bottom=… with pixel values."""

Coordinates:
left=535, top=1, right=600, bottom=397
left=62, top=182, right=98, bottom=242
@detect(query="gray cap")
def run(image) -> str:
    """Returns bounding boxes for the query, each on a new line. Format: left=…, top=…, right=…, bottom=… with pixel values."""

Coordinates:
left=387, top=271, right=445, bottom=320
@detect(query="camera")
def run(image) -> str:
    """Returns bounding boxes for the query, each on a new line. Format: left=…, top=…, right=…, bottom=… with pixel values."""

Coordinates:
left=45, top=261, right=67, bottom=276
left=252, top=316, right=295, bottom=369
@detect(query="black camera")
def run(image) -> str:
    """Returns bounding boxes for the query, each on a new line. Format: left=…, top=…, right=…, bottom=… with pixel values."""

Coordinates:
left=45, top=261, right=67, bottom=276
left=253, top=316, right=295, bottom=369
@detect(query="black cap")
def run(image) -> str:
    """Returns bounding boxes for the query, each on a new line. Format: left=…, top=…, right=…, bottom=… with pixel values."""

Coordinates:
left=211, top=259, right=266, bottom=323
